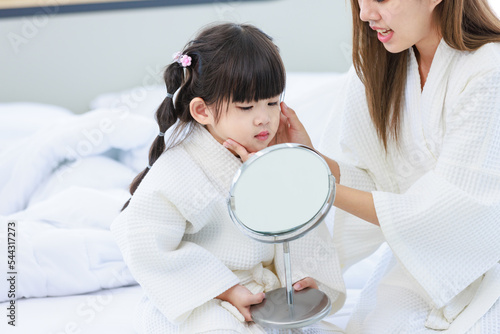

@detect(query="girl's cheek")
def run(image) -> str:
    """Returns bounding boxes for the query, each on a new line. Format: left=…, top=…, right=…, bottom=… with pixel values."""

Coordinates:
left=272, top=114, right=280, bottom=131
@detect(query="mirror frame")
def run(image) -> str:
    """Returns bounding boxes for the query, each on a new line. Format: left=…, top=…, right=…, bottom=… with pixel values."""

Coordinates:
left=227, top=143, right=336, bottom=244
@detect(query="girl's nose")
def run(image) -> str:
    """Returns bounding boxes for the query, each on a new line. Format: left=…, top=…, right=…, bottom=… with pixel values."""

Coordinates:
left=254, top=107, right=271, bottom=126
left=359, top=0, right=380, bottom=22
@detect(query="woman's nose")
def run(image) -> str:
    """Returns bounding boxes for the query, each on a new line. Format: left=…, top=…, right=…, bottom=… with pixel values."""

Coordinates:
left=359, top=0, right=380, bottom=22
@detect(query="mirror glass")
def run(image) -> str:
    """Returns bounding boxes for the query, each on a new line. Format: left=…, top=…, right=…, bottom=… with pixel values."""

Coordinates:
left=229, top=144, right=334, bottom=238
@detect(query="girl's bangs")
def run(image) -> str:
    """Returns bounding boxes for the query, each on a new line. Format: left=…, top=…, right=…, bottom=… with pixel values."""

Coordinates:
left=229, top=58, right=285, bottom=103
left=221, top=39, right=285, bottom=104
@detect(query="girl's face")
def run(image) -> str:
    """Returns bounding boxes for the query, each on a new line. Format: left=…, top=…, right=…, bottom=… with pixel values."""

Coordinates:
left=206, top=95, right=281, bottom=154
left=358, top=0, right=441, bottom=54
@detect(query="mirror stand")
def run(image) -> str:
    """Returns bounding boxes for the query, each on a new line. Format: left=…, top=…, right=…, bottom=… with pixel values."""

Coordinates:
left=250, top=241, right=332, bottom=329
left=227, top=144, right=335, bottom=329
left=283, top=241, right=293, bottom=306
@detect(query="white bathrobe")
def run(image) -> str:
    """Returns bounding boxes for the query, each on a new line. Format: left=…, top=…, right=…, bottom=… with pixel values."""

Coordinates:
left=320, top=40, right=500, bottom=333
left=111, top=124, right=346, bottom=333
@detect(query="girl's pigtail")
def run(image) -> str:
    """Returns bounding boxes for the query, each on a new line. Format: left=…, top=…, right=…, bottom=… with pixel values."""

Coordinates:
left=122, top=63, right=184, bottom=210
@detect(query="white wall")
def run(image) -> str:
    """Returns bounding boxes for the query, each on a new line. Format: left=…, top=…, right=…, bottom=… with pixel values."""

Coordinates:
left=0, top=0, right=353, bottom=113
left=491, top=0, right=500, bottom=17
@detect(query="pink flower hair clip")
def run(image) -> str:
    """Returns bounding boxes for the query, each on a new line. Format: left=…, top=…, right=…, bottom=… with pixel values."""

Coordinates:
left=172, top=51, right=192, bottom=67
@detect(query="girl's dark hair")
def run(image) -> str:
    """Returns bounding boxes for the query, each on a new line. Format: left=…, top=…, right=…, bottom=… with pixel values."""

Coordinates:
left=122, top=22, right=286, bottom=210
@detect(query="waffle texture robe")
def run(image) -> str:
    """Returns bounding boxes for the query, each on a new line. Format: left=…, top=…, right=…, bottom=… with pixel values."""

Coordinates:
left=111, top=124, right=346, bottom=333
left=319, top=40, right=500, bottom=333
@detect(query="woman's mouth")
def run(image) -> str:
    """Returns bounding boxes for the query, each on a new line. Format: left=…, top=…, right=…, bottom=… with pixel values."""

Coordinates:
left=376, top=29, right=394, bottom=43
left=255, top=131, right=269, bottom=141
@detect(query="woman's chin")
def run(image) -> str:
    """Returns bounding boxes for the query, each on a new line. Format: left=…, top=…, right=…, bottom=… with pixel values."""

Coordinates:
left=382, top=42, right=411, bottom=55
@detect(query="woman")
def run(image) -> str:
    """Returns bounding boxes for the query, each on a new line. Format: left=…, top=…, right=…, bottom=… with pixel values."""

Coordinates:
left=225, top=0, right=500, bottom=332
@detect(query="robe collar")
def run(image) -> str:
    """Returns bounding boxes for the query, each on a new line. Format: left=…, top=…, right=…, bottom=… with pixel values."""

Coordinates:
left=406, top=38, right=458, bottom=139
left=408, top=39, right=457, bottom=96
left=181, top=124, right=243, bottom=195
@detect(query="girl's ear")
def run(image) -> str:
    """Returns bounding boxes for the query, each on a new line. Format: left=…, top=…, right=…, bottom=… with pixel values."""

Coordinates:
left=190, top=97, right=213, bottom=125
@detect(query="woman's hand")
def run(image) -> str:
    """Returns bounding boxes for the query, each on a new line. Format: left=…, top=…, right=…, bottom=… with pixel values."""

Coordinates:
left=275, top=102, right=314, bottom=148
left=293, top=277, right=319, bottom=291
left=216, top=284, right=265, bottom=321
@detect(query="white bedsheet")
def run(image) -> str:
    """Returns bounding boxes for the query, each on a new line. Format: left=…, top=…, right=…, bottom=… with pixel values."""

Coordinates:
left=0, top=72, right=382, bottom=333
left=0, top=285, right=368, bottom=334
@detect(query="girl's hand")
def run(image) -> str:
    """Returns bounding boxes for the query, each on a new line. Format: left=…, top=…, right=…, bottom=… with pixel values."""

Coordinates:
left=293, top=277, right=319, bottom=291
left=276, top=102, right=314, bottom=148
left=216, top=284, right=265, bottom=321
left=223, top=139, right=255, bottom=163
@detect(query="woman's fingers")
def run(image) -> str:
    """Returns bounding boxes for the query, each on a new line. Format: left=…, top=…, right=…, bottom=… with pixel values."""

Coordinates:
left=277, top=102, right=314, bottom=148
left=275, top=107, right=291, bottom=144
left=281, top=102, right=306, bottom=132
left=280, top=102, right=297, bottom=124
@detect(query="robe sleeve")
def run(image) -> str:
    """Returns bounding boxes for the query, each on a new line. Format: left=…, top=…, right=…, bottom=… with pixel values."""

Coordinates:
left=319, top=66, right=386, bottom=270
left=110, top=186, right=239, bottom=324
left=373, top=69, right=500, bottom=308
left=321, top=66, right=380, bottom=194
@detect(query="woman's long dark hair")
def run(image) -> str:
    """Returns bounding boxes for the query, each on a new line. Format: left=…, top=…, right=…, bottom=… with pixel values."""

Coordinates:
left=122, top=23, right=286, bottom=210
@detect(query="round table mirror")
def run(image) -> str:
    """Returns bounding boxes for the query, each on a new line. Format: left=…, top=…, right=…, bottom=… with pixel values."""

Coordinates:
left=227, top=143, right=336, bottom=328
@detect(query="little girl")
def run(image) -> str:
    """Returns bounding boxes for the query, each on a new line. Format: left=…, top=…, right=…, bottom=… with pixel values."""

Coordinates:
left=111, top=23, right=345, bottom=333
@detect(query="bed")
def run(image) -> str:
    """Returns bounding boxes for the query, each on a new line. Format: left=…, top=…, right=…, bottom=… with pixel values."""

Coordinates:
left=0, top=71, right=383, bottom=333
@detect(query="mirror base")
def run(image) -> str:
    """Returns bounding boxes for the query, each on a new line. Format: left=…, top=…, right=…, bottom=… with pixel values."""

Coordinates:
left=251, top=287, right=332, bottom=329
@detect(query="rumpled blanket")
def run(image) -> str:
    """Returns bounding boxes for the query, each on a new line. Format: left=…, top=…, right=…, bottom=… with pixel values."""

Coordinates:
left=0, top=103, right=157, bottom=301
